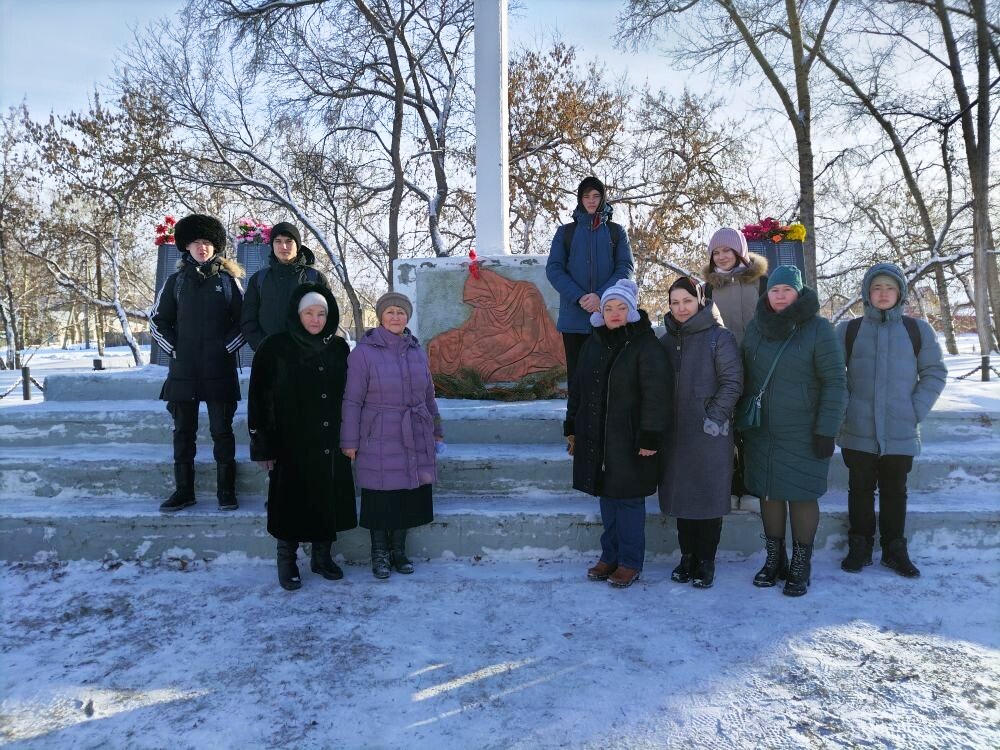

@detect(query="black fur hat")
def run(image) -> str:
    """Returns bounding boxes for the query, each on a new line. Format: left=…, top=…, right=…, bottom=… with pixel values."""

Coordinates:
left=174, top=214, right=226, bottom=255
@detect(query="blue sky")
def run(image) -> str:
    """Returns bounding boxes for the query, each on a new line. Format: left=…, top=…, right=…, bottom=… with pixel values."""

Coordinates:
left=0, top=0, right=678, bottom=115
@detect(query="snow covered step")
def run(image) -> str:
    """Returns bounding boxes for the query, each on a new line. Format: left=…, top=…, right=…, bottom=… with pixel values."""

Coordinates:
left=0, top=443, right=575, bottom=499
left=1, top=489, right=996, bottom=563
left=0, top=439, right=995, bottom=507
left=0, top=399, right=567, bottom=447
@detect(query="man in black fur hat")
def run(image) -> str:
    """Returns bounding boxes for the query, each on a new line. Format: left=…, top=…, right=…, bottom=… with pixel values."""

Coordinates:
left=150, top=213, right=246, bottom=513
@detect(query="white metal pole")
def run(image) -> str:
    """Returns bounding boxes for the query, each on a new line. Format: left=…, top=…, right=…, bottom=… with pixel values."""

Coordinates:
left=473, top=0, right=511, bottom=255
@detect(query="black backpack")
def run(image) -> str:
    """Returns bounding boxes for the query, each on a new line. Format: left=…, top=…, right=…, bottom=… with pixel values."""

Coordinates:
left=844, top=316, right=921, bottom=362
left=561, top=221, right=622, bottom=257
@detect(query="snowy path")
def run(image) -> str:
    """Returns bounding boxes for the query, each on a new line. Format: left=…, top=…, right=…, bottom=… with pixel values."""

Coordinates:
left=2, top=551, right=997, bottom=749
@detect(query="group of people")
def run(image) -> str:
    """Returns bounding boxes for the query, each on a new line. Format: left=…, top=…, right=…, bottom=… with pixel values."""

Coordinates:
left=149, top=214, right=441, bottom=590
left=148, top=178, right=948, bottom=598
left=547, top=177, right=947, bottom=596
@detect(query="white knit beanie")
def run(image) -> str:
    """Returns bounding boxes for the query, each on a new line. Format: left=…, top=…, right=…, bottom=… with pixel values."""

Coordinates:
left=591, top=279, right=641, bottom=327
left=297, top=291, right=328, bottom=314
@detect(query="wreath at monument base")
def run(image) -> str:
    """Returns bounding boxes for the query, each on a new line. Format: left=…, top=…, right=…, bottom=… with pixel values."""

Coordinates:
left=433, top=366, right=566, bottom=401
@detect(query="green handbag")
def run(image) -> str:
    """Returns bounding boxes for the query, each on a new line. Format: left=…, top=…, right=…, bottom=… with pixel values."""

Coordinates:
left=735, top=327, right=796, bottom=432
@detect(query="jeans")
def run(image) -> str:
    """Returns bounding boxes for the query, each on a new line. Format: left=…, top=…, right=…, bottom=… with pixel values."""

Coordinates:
left=842, top=448, right=914, bottom=544
left=599, top=496, right=646, bottom=570
left=168, top=400, right=237, bottom=463
left=676, top=517, right=724, bottom=561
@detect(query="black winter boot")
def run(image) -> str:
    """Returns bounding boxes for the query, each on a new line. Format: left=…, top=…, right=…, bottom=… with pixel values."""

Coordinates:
left=389, top=529, right=414, bottom=574
left=783, top=540, right=813, bottom=597
left=276, top=540, right=302, bottom=591
left=691, top=559, right=716, bottom=589
left=370, top=530, right=391, bottom=580
left=310, top=540, right=344, bottom=580
left=753, top=535, right=788, bottom=588
left=160, top=463, right=196, bottom=512
left=881, top=538, right=920, bottom=578
left=841, top=534, right=873, bottom=573
left=217, top=462, right=238, bottom=510
left=670, top=554, right=695, bottom=583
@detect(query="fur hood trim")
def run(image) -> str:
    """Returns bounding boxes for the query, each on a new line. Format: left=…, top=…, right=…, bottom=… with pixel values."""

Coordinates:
left=703, top=252, right=767, bottom=289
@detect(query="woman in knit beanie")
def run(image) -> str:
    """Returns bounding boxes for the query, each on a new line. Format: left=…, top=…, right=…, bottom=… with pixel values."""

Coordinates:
left=739, top=265, right=846, bottom=597
left=565, top=279, right=670, bottom=588
left=658, top=277, right=743, bottom=588
left=341, top=291, right=443, bottom=579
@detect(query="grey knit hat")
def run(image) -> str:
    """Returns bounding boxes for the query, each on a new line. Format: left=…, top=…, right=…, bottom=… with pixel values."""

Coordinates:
left=375, top=291, right=413, bottom=322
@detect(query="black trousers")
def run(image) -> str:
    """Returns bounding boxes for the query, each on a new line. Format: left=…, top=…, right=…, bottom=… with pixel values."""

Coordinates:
left=168, top=400, right=237, bottom=463
left=676, top=517, right=724, bottom=562
left=842, top=448, right=914, bottom=544
left=561, top=331, right=591, bottom=392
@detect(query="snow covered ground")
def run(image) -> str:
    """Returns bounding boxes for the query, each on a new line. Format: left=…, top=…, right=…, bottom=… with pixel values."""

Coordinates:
left=2, top=548, right=998, bottom=749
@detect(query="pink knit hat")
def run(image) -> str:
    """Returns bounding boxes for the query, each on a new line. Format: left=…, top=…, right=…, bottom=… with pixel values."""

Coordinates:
left=708, top=227, right=750, bottom=266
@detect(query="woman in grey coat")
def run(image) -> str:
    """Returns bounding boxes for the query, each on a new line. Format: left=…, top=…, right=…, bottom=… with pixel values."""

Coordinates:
left=658, top=277, right=743, bottom=588
left=837, top=262, right=946, bottom=578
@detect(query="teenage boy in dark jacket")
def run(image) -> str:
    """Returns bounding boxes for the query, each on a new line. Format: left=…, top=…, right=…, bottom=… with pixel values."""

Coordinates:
left=240, top=221, right=330, bottom=351
left=150, top=214, right=246, bottom=512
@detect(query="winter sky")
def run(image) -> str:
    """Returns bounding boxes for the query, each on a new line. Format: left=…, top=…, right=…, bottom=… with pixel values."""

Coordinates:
left=0, top=0, right=680, bottom=116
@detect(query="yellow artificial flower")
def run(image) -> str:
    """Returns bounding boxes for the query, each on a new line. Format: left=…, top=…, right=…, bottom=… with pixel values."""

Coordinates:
left=784, top=223, right=807, bottom=241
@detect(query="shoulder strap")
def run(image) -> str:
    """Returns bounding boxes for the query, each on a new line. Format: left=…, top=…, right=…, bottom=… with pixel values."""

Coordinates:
left=561, top=222, right=576, bottom=255
left=254, top=266, right=270, bottom=293
left=173, top=273, right=185, bottom=305
left=758, top=276, right=768, bottom=295
left=902, top=316, right=921, bottom=357
left=608, top=221, right=620, bottom=255
left=845, top=317, right=862, bottom=362
left=302, top=267, right=320, bottom=284
left=756, top=326, right=796, bottom=396
left=846, top=316, right=919, bottom=362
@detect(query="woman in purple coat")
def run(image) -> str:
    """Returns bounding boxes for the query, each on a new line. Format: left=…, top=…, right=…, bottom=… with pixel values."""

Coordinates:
left=341, top=292, right=444, bottom=579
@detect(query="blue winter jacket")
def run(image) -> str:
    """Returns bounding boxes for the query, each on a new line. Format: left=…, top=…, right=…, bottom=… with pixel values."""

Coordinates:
left=545, top=203, right=634, bottom=334
left=837, top=263, right=947, bottom=457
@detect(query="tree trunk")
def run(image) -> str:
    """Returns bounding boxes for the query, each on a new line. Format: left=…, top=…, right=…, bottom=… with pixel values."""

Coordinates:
left=62, top=302, right=76, bottom=349
left=932, top=266, right=959, bottom=353
left=95, top=240, right=106, bottom=356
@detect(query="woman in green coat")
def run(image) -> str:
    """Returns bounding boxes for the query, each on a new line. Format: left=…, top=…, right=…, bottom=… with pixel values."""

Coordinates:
left=740, top=266, right=846, bottom=597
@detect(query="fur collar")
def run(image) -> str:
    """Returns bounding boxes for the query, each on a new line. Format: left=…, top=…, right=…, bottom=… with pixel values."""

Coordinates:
left=176, top=254, right=245, bottom=279
left=703, top=252, right=767, bottom=289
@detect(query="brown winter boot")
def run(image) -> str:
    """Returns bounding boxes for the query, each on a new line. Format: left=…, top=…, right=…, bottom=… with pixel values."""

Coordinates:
left=587, top=560, right=617, bottom=581
left=607, top=566, right=640, bottom=588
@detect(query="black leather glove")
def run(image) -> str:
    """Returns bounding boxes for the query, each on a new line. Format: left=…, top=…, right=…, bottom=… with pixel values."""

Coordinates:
left=813, top=434, right=835, bottom=459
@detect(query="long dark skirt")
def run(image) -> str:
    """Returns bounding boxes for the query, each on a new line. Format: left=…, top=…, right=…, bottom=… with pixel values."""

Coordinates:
left=360, top=484, right=433, bottom=530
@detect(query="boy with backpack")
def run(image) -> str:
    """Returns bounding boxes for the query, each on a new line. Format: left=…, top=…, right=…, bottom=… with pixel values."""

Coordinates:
left=545, top=176, right=634, bottom=388
left=241, top=221, right=330, bottom=351
left=149, top=214, right=246, bottom=512
left=837, top=262, right=946, bottom=577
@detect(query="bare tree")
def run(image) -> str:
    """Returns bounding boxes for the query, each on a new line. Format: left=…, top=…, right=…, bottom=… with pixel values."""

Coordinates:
left=618, top=0, right=844, bottom=287
left=25, top=91, right=173, bottom=365
left=0, top=105, right=38, bottom=367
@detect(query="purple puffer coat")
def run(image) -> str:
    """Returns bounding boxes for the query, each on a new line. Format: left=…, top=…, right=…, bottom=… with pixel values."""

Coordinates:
left=341, top=326, right=443, bottom=490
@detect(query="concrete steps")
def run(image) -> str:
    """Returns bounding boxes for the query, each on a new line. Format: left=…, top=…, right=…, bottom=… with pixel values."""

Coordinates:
left=2, top=370, right=997, bottom=562
left=1, top=490, right=996, bottom=563
left=0, top=435, right=995, bottom=501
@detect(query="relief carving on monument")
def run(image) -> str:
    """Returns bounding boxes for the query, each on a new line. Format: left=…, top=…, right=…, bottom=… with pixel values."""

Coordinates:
left=427, top=266, right=565, bottom=383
